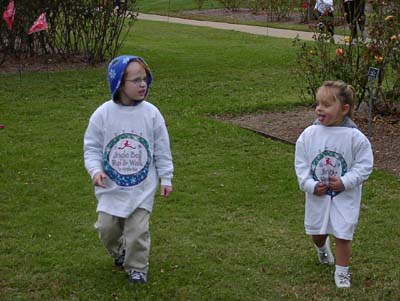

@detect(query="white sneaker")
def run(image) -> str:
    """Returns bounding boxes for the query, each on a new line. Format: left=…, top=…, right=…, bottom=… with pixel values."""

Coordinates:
left=316, top=237, right=334, bottom=265
left=362, top=37, right=370, bottom=44
left=362, top=31, right=369, bottom=43
left=334, top=272, right=351, bottom=288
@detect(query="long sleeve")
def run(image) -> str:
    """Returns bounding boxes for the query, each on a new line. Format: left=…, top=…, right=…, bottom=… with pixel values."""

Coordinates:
left=153, top=114, right=173, bottom=186
left=295, top=131, right=318, bottom=194
left=341, top=131, right=374, bottom=190
left=84, top=113, right=104, bottom=179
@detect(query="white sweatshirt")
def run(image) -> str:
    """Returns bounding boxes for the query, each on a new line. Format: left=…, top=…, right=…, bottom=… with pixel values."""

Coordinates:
left=314, top=0, right=334, bottom=14
left=84, top=100, right=173, bottom=218
left=295, top=124, right=373, bottom=238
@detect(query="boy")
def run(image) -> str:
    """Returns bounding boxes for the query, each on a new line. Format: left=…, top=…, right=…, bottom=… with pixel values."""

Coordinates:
left=84, top=55, right=174, bottom=283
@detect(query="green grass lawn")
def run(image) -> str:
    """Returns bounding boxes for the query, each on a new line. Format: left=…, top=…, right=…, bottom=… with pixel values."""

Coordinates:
left=0, top=20, right=399, bottom=300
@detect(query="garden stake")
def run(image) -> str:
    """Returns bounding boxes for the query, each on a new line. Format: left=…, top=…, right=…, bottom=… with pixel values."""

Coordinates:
left=367, top=67, right=379, bottom=140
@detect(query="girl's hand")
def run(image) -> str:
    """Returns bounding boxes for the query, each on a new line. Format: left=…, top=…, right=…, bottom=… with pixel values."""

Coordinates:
left=160, top=185, right=173, bottom=198
left=329, top=176, right=345, bottom=192
left=93, top=172, right=107, bottom=188
left=314, top=182, right=328, bottom=196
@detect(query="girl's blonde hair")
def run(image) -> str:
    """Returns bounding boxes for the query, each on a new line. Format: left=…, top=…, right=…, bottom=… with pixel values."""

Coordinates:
left=316, top=80, right=356, bottom=118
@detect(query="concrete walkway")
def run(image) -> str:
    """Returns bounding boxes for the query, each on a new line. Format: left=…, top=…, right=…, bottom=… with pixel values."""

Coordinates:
left=138, top=13, right=345, bottom=43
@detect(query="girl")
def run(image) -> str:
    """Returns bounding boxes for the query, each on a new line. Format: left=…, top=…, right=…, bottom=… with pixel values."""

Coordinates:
left=295, top=81, right=373, bottom=288
left=314, top=0, right=335, bottom=38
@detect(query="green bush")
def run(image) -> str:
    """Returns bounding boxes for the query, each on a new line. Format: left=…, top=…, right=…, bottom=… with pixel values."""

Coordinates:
left=193, top=0, right=206, bottom=10
left=294, top=1, right=400, bottom=115
left=217, top=0, right=242, bottom=10
left=248, top=0, right=268, bottom=13
left=0, top=0, right=137, bottom=64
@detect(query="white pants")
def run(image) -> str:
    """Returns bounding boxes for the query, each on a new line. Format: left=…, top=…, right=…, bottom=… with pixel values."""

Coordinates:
left=94, top=208, right=151, bottom=273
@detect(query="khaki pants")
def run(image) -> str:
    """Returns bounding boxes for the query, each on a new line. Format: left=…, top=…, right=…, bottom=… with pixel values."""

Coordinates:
left=94, top=208, right=151, bottom=273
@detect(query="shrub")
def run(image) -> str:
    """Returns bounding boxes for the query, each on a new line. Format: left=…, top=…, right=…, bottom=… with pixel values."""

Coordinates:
left=248, top=0, right=307, bottom=21
left=217, top=0, right=242, bottom=11
left=248, top=0, right=268, bottom=14
left=269, top=0, right=297, bottom=21
left=294, top=1, right=400, bottom=116
left=0, top=0, right=137, bottom=65
left=193, top=0, right=206, bottom=10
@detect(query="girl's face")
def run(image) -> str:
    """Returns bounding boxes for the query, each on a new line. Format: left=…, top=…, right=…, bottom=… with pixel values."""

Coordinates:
left=119, top=61, right=148, bottom=105
left=315, top=95, right=349, bottom=127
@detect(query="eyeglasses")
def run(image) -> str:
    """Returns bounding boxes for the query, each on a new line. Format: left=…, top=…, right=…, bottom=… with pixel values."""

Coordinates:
left=124, top=77, right=147, bottom=86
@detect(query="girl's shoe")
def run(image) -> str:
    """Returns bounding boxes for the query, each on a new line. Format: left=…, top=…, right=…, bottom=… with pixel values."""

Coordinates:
left=128, top=270, right=147, bottom=283
left=334, top=272, right=351, bottom=288
left=316, top=237, right=334, bottom=265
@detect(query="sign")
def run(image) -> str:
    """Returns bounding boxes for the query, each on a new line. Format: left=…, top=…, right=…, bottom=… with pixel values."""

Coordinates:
left=368, top=67, right=380, bottom=80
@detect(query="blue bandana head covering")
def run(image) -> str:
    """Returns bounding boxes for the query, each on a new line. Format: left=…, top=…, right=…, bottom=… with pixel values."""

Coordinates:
left=107, top=55, right=153, bottom=101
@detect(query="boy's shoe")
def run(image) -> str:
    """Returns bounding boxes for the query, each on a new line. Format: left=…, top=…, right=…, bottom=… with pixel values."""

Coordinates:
left=316, top=237, right=334, bottom=265
left=334, top=272, right=351, bottom=288
left=114, top=250, right=125, bottom=268
left=128, top=270, right=147, bottom=284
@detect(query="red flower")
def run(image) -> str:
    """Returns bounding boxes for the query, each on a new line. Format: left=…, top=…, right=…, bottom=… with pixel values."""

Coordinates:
left=301, top=2, right=308, bottom=9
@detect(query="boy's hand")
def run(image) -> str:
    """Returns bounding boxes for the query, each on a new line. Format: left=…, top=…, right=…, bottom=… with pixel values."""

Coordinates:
left=329, top=176, right=345, bottom=192
left=160, top=185, right=173, bottom=198
left=93, top=172, right=107, bottom=188
left=314, top=182, right=328, bottom=196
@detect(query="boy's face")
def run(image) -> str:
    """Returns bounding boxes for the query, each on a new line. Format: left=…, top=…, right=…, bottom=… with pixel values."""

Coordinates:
left=119, top=61, right=148, bottom=105
left=315, top=96, right=349, bottom=127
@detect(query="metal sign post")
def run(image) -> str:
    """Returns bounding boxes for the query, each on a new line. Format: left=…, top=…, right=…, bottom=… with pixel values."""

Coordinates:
left=367, top=67, right=380, bottom=139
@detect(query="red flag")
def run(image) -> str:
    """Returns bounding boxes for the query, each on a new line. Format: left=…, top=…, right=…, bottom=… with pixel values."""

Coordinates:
left=27, top=12, right=48, bottom=35
left=3, top=1, right=15, bottom=30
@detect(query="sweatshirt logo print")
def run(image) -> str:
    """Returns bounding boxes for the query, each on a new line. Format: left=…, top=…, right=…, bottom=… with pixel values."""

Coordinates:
left=103, top=133, right=151, bottom=186
left=311, top=150, right=347, bottom=199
